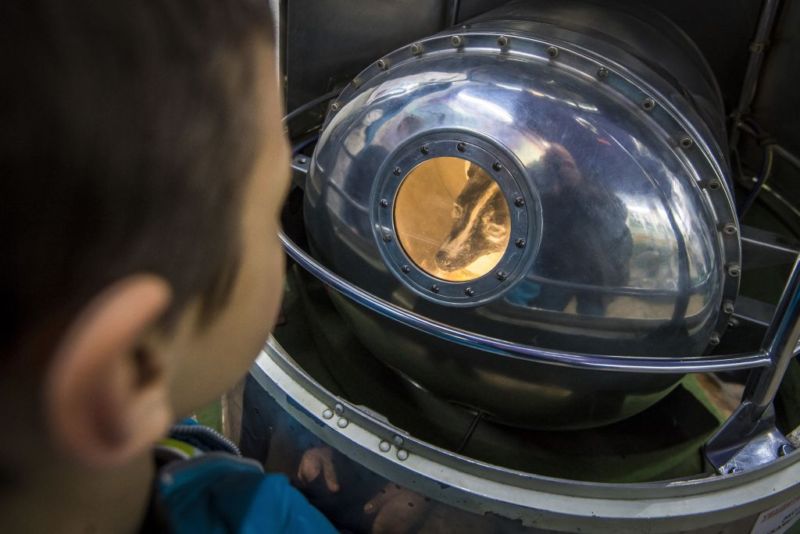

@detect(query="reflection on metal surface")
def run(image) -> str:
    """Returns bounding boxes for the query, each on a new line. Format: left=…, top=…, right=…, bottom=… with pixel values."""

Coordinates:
left=394, top=157, right=511, bottom=282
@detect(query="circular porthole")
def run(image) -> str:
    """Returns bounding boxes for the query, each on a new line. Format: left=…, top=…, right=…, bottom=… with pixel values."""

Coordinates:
left=394, top=157, right=512, bottom=282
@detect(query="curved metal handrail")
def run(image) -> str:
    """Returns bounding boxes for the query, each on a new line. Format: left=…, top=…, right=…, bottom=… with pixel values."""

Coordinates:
left=280, top=232, right=771, bottom=374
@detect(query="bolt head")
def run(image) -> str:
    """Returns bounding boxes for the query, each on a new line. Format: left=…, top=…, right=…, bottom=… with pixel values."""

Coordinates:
left=464, top=287, right=475, bottom=297
left=514, top=196, right=525, bottom=207
left=393, top=167, right=402, bottom=176
left=420, top=145, right=430, bottom=155
left=727, top=264, right=741, bottom=277
left=457, top=142, right=466, bottom=152
left=723, top=223, right=737, bottom=235
left=382, top=232, right=393, bottom=243
left=377, top=58, right=389, bottom=70
left=496, top=271, right=508, bottom=281
left=401, top=264, right=411, bottom=274
left=515, top=238, right=526, bottom=248
left=497, top=36, right=509, bottom=47
left=679, top=136, right=694, bottom=149
left=450, top=35, right=463, bottom=47
left=379, top=198, right=389, bottom=208
left=597, top=67, right=609, bottom=79
left=723, top=300, right=735, bottom=314
left=430, top=284, right=440, bottom=293
left=330, top=102, right=340, bottom=112
left=546, top=46, right=559, bottom=58
left=410, top=43, right=423, bottom=55
left=708, top=333, right=721, bottom=346
left=334, top=403, right=345, bottom=415
left=492, top=161, right=503, bottom=171
left=779, top=443, right=793, bottom=457
left=642, top=97, right=655, bottom=111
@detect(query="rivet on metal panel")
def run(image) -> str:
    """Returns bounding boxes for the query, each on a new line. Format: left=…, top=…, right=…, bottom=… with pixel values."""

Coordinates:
left=722, top=223, right=737, bottom=235
left=464, top=287, right=475, bottom=297
left=401, top=264, right=411, bottom=274
left=410, top=43, right=423, bottom=56
left=492, top=161, right=503, bottom=171
left=546, top=46, right=559, bottom=58
left=514, top=196, right=525, bottom=207
left=379, top=441, right=391, bottom=453
left=393, top=435, right=405, bottom=447
left=379, top=198, right=389, bottom=208
left=382, top=232, right=393, bottom=243
left=497, top=36, right=509, bottom=48
left=393, top=167, right=402, bottom=176
left=396, top=449, right=409, bottom=461
left=322, top=409, right=334, bottom=420
left=708, top=333, right=721, bottom=346
left=679, top=136, right=694, bottom=149
left=457, top=142, right=466, bottom=152
left=334, top=403, right=345, bottom=415
left=642, top=97, right=656, bottom=111
left=727, top=263, right=741, bottom=278
left=451, top=35, right=463, bottom=48
left=420, top=145, right=430, bottom=155
left=515, top=238, right=526, bottom=248
left=705, top=179, right=721, bottom=190
left=376, top=58, right=389, bottom=71
left=496, top=270, right=508, bottom=281
left=723, top=300, right=735, bottom=314
left=336, top=418, right=349, bottom=429
left=329, top=102, right=340, bottom=112
left=597, top=67, right=609, bottom=79
left=430, top=284, right=440, bottom=293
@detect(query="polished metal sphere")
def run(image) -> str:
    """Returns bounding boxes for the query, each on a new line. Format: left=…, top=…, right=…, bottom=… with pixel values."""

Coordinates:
left=304, top=1, right=739, bottom=428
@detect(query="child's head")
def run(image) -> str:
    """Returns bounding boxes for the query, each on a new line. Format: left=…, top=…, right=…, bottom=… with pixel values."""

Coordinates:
left=0, top=0, right=288, bottom=480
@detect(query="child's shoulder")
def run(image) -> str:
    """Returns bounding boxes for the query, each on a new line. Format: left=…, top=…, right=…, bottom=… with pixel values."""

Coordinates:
left=152, top=421, right=336, bottom=534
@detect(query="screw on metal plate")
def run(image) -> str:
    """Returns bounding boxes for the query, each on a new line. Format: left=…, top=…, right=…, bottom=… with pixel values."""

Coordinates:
left=296, top=156, right=308, bottom=165
left=492, top=161, right=503, bottom=171
left=728, top=317, right=740, bottom=328
left=337, top=417, right=349, bottom=429
left=708, top=333, right=721, bottom=346
left=329, top=102, right=340, bottom=112
left=546, top=46, right=559, bottom=59
left=722, top=223, right=737, bottom=235
left=430, top=284, right=440, bottom=293
left=457, top=142, right=466, bottom=152
left=420, top=145, right=430, bottom=155
left=379, top=198, right=389, bottom=208
left=382, top=232, right=393, bottom=243
left=727, top=263, right=741, bottom=278
left=679, top=136, right=694, bottom=149
left=410, top=43, right=423, bottom=56
left=464, top=287, right=475, bottom=297
left=393, top=167, right=402, bottom=176
left=376, top=58, right=389, bottom=71
left=597, top=67, right=609, bottom=79
left=514, top=196, right=525, bottom=207
left=322, top=409, right=334, bottom=420
left=450, top=35, right=463, bottom=47
left=723, top=300, right=735, bottom=314
left=393, top=435, right=405, bottom=447
left=515, top=238, right=526, bottom=248
left=334, top=403, right=345, bottom=415
left=401, top=264, right=411, bottom=274
left=642, top=97, right=656, bottom=111
left=396, top=449, right=409, bottom=461
left=496, top=270, right=508, bottom=281
left=497, top=36, right=509, bottom=48
left=379, top=441, right=391, bottom=453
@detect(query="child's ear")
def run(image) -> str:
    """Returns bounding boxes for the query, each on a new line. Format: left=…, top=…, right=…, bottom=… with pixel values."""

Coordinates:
left=44, top=275, right=174, bottom=467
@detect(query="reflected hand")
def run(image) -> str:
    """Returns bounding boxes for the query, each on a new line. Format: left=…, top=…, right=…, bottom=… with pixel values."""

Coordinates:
left=296, top=446, right=339, bottom=492
left=364, top=483, right=429, bottom=533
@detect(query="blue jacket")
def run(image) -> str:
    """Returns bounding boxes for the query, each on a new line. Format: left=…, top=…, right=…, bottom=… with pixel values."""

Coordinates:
left=149, top=421, right=337, bottom=533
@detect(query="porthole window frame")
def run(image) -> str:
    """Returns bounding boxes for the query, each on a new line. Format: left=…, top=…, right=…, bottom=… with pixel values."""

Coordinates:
left=371, top=132, right=542, bottom=306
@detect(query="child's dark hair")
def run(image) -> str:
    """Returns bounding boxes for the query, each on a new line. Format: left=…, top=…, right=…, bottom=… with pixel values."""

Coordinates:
left=0, top=1, right=275, bottom=359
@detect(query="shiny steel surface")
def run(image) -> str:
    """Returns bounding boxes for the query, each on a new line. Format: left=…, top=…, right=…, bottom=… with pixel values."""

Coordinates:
left=303, top=1, right=739, bottom=428
left=242, top=339, right=800, bottom=533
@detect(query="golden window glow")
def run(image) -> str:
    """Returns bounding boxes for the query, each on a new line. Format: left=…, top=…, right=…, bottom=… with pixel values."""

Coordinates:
left=394, top=157, right=511, bottom=282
